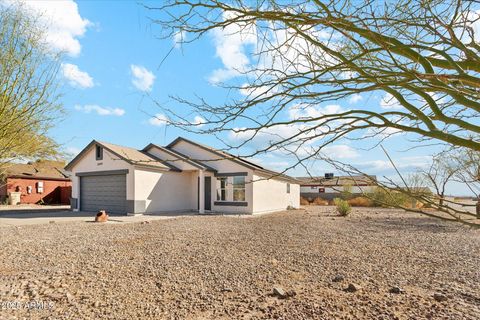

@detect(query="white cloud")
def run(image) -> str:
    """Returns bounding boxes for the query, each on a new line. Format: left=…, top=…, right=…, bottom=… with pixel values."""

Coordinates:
left=173, top=30, right=186, bottom=48
left=288, top=104, right=345, bottom=120
left=355, top=155, right=431, bottom=172
left=322, top=145, right=359, bottom=159
left=193, top=115, right=206, bottom=127
left=74, top=104, right=125, bottom=116
left=380, top=93, right=403, bottom=110
left=65, top=146, right=81, bottom=158
left=9, top=0, right=91, bottom=57
left=61, top=63, right=93, bottom=88
left=130, top=64, right=155, bottom=92
left=148, top=113, right=169, bottom=126
left=239, top=83, right=276, bottom=97
left=209, top=11, right=257, bottom=83
left=348, top=94, right=363, bottom=104
left=229, top=103, right=349, bottom=157
left=456, top=9, right=480, bottom=43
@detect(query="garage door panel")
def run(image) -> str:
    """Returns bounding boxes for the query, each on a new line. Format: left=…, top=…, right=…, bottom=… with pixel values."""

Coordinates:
left=80, top=174, right=127, bottom=214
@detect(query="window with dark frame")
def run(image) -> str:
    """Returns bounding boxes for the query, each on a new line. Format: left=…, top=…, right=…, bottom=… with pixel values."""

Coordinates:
left=287, top=183, right=290, bottom=194
left=216, top=176, right=247, bottom=202
left=96, top=145, right=103, bottom=160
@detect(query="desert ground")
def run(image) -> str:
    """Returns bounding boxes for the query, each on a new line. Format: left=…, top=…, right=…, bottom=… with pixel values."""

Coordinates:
left=0, top=206, right=479, bottom=319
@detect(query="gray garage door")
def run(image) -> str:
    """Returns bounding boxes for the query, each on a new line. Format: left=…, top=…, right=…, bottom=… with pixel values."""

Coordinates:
left=80, top=174, right=127, bottom=214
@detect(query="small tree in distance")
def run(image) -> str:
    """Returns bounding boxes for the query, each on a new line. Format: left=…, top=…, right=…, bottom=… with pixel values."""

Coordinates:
left=0, top=5, right=63, bottom=175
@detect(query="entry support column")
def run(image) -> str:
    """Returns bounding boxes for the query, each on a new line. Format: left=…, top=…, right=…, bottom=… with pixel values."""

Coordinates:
left=199, top=170, right=205, bottom=214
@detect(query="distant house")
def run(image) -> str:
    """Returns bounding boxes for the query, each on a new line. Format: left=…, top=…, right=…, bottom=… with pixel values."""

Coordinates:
left=297, top=174, right=377, bottom=201
left=64, top=137, right=300, bottom=215
left=0, top=160, right=71, bottom=205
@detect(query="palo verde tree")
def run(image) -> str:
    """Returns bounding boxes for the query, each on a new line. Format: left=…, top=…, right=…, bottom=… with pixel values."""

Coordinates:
left=149, top=0, right=480, bottom=226
left=0, top=5, right=62, bottom=174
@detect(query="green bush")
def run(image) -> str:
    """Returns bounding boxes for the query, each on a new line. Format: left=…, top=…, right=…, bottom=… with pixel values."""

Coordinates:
left=368, top=188, right=410, bottom=208
left=334, top=198, right=351, bottom=216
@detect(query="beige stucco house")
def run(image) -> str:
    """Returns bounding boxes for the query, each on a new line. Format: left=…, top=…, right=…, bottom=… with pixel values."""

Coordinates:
left=65, top=137, right=300, bottom=215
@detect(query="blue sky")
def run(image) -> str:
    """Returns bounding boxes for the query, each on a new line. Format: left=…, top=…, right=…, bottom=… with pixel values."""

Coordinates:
left=14, top=1, right=471, bottom=195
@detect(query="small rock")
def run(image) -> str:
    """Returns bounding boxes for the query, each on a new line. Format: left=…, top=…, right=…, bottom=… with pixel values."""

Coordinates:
left=272, top=287, right=287, bottom=299
left=49, top=221, right=55, bottom=224
left=345, top=283, right=362, bottom=293
left=66, top=292, right=74, bottom=303
left=285, top=290, right=297, bottom=298
left=433, top=293, right=447, bottom=302
left=332, top=275, right=344, bottom=282
left=389, top=286, right=404, bottom=294
left=141, top=221, right=151, bottom=225
left=221, top=287, right=233, bottom=293
left=93, top=301, right=100, bottom=307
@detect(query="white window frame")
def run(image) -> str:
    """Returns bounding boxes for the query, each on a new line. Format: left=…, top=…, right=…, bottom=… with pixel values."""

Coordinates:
left=216, top=177, right=228, bottom=201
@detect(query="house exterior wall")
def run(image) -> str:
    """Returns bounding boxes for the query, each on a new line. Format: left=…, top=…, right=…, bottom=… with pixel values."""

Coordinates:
left=1, top=177, right=71, bottom=204
left=134, top=168, right=196, bottom=213
left=70, top=146, right=134, bottom=211
left=252, top=174, right=300, bottom=214
left=170, top=140, right=254, bottom=214
left=300, top=185, right=376, bottom=194
left=67, top=138, right=301, bottom=215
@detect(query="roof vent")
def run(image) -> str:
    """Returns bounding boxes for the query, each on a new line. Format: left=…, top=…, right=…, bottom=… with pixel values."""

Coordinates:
left=325, top=173, right=334, bottom=179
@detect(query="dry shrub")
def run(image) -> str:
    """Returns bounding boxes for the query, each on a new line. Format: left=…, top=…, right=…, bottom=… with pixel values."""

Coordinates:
left=348, top=197, right=374, bottom=207
left=300, top=196, right=310, bottom=205
left=334, top=198, right=351, bottom=216
left=313, top=197, right=329, bottom=206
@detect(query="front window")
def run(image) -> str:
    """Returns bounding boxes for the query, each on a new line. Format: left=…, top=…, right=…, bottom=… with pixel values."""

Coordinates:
left=217, top=177, right=227, bottom=201
left=216, top=175, right=246, bottom=202
left=233, top=176, right=245, bottom=201
left=287, top=183, right=290, bottom=194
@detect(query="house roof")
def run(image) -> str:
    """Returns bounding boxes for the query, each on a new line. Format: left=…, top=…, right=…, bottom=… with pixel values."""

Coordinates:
left=2, top=160, right=70, bottom=181
left=143, top=143, right=217, bottom=172
left=167, top=137, right=300, bottom=183
left=65, top=141, right=180, bottom=172
left=65, top=137, right=300, bottom=183
left=297, top=175, right=377, bottom=186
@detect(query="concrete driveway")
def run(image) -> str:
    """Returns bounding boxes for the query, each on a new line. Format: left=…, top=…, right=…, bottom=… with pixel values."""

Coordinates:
left=0, top=209, right=194, bottom=227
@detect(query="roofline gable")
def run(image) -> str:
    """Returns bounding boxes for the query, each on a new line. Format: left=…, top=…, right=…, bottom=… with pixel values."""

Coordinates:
left=65, top=141, right=174, bottom=172
left=166, top=137, right=299, bottom=183
left=166, top=137, right=261, bottom=170
left=144, top=143, right=216, bottom=172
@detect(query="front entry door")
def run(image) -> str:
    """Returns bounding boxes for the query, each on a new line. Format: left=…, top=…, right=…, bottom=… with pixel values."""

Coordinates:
left=204, top=177, right=211, bottom=210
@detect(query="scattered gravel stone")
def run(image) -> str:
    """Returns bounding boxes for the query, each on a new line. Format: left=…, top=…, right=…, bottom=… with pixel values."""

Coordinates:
left=66, top=292, right=74, bottom=303
left=0, top=207, right=478, bottom=319
left=433, top=293, right=448, bottom=302
left=345, top=283, right=362, bottom=293
left=389, top=286, right=405, bottom=294
left=273, top=287, right=287, bottom=299
left=332, top=275, right=345, bottom=282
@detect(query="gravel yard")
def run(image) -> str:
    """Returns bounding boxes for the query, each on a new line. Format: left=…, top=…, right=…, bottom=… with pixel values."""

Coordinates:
left=1, top=206, right=479, bottom=319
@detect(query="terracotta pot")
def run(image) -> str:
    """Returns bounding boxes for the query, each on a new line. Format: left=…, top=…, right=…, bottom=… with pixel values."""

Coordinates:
left=95, top=210, right=109, bottom=222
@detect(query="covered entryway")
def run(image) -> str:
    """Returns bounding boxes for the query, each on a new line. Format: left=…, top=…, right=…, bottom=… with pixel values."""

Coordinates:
left=80, top=172, right=127, bottom=214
